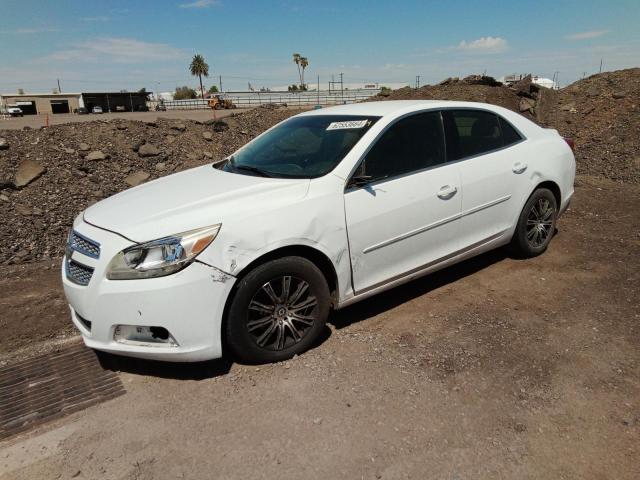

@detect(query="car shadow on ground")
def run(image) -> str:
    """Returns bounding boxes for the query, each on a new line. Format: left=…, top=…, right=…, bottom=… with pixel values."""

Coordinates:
left=96, top=351, right=234, bottom=381
left=96, top=245, right=520, bottom=381
left=330, top=247, right=510, bottom=330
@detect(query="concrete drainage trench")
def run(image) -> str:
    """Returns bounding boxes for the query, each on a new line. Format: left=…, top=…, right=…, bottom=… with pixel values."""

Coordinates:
left=0, top=342, right=125, bottom=440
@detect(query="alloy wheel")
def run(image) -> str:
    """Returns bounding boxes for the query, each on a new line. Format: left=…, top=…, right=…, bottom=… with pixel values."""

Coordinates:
left=246, top=276, right=318, bottom=351
left=526, top=198, right=555, bottom=248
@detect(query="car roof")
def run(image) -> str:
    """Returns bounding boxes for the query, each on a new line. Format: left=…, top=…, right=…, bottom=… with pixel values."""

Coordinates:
left=297, top=100, right=509, bottom=118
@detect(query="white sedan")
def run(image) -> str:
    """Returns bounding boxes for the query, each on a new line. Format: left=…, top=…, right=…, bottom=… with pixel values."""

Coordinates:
left=62, top=100, right=575, bottom=363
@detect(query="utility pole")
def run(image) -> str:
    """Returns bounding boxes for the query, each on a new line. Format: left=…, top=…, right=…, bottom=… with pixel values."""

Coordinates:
left=415, top=75, right=421, bottom=89
left=599, top=58, right=603, bottom=73
left=317, top=74, right=320, bottom=105
left=57, top=78, right=61, bottom=93
left=219, top=75, right=222, bottom=92
left=339, top=72, right=344, bottom=102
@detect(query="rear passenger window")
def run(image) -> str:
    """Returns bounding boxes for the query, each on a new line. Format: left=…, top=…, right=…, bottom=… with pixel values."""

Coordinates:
left=499, top=117, right=523, bottom=146
left=443, top=110, right=503, bottom=160
left=360, top=111, right=445, bottom=182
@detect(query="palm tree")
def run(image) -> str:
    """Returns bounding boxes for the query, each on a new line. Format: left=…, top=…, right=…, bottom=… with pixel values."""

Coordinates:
left=299, top=57, right=309, bottom=90
left=189, top=54, right=209, bottom=101
left=292, top=53, right=302, bottom=87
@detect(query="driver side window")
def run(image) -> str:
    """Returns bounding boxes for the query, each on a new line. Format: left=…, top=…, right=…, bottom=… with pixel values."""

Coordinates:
left=358, top=111, right=446, bottom=182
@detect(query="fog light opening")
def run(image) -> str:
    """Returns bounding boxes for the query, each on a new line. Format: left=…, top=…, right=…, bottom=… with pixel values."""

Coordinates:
left=114, top=325, right=178, bottom=347
left=150, top=327, right=169, bottom=340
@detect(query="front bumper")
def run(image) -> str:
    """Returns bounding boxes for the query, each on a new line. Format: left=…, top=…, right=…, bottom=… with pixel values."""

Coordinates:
left=62, top=220, right=235, bottom=362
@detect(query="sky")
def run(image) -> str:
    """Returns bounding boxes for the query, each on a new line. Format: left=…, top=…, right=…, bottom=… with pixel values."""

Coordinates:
left=0, top=0, right=638, bottom=94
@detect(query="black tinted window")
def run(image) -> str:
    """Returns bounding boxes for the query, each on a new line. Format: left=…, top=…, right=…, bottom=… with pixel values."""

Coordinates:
left=443, top=110, right=502, bottom=160
left=359, top=112, right=445, bottom=182
left=499, top=116, right=523, bottom=146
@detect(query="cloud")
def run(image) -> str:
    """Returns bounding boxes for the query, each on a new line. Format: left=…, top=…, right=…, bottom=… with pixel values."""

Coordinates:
left=456, top=36, right=509, bottom=54
left=80, top=16, right=110, bottom=22
left=179, top=0, right=220, bottom=8
left=43, top=37, right=188, bottom=64
left=565, top=30, right=608, bottom=40
left=9, top=27, right=59, bottom=34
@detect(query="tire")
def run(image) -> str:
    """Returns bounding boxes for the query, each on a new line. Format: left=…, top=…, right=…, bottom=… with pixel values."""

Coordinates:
left=511, top=188, right=558, bottom=258
left=225, top=256, right=331, bottom=364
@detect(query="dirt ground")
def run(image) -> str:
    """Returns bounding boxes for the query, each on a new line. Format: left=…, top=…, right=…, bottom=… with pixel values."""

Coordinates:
left=1, top=175, right=638, bottom=479
left=0, top=109, right=243, bottom=131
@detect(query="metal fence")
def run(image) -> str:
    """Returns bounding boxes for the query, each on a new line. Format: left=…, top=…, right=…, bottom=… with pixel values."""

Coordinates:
left=162, top=89, right=381, bottom=110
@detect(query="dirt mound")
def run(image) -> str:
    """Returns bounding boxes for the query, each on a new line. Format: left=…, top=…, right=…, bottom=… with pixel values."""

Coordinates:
left=536, top=68, right=640, bottom=182
left=374, top=68, right=640, bottom=183
left=0, top=106, right=299, bottom=265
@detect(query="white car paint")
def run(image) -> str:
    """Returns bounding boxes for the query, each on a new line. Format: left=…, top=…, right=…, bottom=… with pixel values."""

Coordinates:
left=62, top=100, right=575, bottom=361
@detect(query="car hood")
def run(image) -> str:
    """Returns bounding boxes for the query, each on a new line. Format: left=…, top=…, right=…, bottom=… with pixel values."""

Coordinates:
left=83, top=165, right=310, bottom=242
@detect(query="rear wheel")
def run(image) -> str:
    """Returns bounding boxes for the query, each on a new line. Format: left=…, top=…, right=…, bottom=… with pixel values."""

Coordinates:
left=225, top=256, right=330, bottom=364
left=511, top=188, right=558, bottom=257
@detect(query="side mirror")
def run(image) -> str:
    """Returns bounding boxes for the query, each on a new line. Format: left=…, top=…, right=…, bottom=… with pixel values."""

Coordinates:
left=348, top=175, right=373, bottom=189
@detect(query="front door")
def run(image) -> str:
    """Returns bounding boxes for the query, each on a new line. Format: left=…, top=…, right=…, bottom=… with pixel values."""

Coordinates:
left=344, top=111, right=462, bottom=294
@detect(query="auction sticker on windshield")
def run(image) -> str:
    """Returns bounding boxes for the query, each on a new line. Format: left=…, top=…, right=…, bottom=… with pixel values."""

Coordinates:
left=326, top=119, right=369, bottom=130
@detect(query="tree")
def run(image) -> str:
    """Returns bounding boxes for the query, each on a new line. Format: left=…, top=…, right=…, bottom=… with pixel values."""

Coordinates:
left=288, top=84, right=299, bottom=92
left=299, top=56, right=309, bottom=89
left=137, top=87, right=148, bottom=94
left=292, top=53, right=302, bottom=87
left=208, top=85, right=219, bottom=94
left=189, top=54, right=209, bottom=101
left=174, top=86, right=197, bottom=100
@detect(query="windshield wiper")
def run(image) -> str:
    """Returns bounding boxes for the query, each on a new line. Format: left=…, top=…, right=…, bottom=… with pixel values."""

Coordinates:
left=228, top=157, right=273, bottom=177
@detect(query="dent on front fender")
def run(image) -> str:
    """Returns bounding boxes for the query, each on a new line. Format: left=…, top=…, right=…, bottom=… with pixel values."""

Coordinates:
left=195, top=180, right=353, bottom=301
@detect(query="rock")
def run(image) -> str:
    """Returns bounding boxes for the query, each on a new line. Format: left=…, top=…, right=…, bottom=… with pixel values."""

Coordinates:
left=63, top=147, right=75, bottom=154
left=78, top=143, right=91, bottom=151
left=15, top=204, right=33, bottom=215
left=165, top=135, right=176, bottom=145
left=116, top=123, right=128, bottom=130
left=124, top=170, right=150, bottom=187
left=172, top=123, right=186, bottom=132
left=22, top=126, right=31, bottom=131
left=612, top=92, right=626, bottom=99
left=211, top=120, right=229, bottom=132
left=86, top=150, right=108, bottom=161
left=154, top=162, right=166, bottom=171
left=14, top=159, right=46, bottom=188
left=202, top=151, right=213, bottom=159
left=202, top=131, right=213, bottom=141
left=0, top=138, right=8, bottom=150
left=145, top=121, right=157, bottom=128
left=518, top=97, right=536, bottom=113
left=0, top=194, right=9, bottom=202
left=138, top=143, right=161, bottom=157
left=131, top=142, right=142, bottom=152
left=313, top=417, right=323, bottom=425
left=559, top=102, right=577, bottom=112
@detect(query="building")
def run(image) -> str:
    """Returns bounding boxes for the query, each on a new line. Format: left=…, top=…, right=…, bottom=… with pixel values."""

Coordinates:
left=81, top=92, right=151, bottom=113
left=1, top=91, right=152, bottom=115
left=1, top=92, right=81, bottom=115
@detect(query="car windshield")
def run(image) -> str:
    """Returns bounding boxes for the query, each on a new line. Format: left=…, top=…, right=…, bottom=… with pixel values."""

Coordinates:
left=221, top=114, right=380, bottom=178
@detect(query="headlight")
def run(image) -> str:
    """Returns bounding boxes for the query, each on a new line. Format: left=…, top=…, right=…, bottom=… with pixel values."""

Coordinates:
left=106, top=224, right=221, bottom=280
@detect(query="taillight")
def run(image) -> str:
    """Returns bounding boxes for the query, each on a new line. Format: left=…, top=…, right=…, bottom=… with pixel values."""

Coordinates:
left=563, top=137, right=575, bottom=152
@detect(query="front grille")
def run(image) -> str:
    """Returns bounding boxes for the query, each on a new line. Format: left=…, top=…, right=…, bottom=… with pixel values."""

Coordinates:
left=70, top=231, right=100, bottom=259
left=66, top=260, right=94, bottom=286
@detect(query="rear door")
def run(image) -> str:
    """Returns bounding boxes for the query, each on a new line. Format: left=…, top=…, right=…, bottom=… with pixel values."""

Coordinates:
left=443, top=109, right=526, bottom=249
left=344, top=111, right=462, bottom=293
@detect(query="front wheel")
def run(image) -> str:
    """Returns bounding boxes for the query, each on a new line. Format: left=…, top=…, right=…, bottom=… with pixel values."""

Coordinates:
left=225, top=256, right=330, bottom=364
left=511, top=188, right=558, bottom=258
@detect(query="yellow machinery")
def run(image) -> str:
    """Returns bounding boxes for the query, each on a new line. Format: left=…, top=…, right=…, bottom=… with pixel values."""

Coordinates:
left=208, top=95, right=237, bottom=110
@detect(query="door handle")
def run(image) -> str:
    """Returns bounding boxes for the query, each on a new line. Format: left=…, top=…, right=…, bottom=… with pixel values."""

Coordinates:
left=437, top=185, right=457, bottom=199
left=512, top=162, right=528, bottom=174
